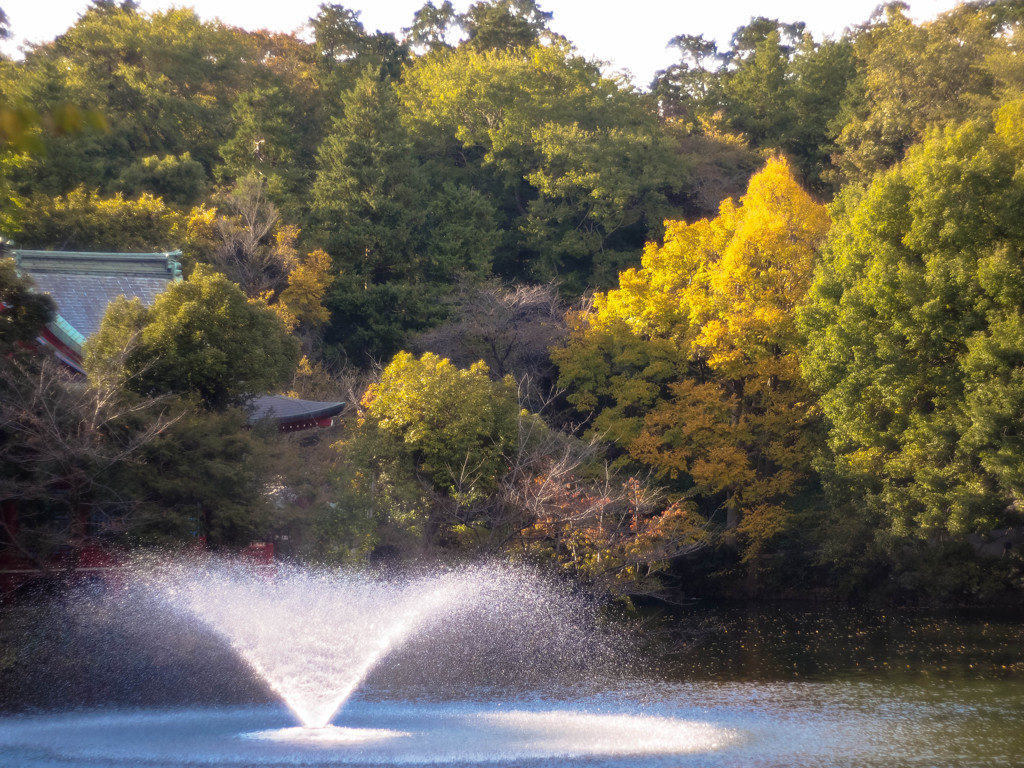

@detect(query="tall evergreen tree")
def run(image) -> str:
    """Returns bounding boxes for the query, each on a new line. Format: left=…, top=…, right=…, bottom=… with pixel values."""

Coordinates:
left=312, top=68, right=497, bottom=361
left=313, top=68, right=425, bottom=283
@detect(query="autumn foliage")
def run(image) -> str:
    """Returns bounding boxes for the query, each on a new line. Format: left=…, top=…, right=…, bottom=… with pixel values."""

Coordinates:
left=6, top=1, right=1024, bottom=601
left=557, top=157, right=829, bottom=561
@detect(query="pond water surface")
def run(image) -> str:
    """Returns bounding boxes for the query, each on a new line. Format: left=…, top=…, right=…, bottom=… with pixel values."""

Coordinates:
left=0, top=590, right=1021, bottom=767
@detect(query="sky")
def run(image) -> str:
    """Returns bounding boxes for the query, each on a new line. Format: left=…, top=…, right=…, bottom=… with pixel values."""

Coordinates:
left=2, top=0, right=965, bottom=86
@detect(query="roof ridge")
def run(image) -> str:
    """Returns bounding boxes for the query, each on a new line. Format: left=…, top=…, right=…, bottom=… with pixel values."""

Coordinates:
left=14, top=249, right=183, bottom=280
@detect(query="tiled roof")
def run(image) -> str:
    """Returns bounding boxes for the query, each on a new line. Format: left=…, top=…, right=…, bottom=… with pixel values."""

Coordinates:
left=14, top=249, right=345, bottom=431
left=247, top=395, right=346, bottom=425
left=25, top=272, right=174, bottom=339
left=12, top=252, right=344, bottom=434
left=14, top=249, right=182, bottom=342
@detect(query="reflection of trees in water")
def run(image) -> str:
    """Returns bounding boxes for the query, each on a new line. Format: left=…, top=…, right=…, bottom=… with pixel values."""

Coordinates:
left=656, top=604, right=1024, bottom=682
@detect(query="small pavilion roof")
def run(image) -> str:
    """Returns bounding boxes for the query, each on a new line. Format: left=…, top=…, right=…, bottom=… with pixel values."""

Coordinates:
left=247, top=395, right=346, bottom=432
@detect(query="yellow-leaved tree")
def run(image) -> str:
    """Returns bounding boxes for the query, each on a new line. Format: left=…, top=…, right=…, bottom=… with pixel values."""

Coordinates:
left=556, top=156, right=829, bottom=562
left=278, top=248, right=333, bottom=329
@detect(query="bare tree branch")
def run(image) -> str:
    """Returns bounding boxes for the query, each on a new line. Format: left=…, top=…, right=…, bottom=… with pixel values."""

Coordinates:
left=0, top=350, right=183, bottom=565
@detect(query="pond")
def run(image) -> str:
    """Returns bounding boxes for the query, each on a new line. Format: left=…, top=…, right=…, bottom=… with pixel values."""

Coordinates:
left=635, top=603, right=1024, bottom=767
left=0, top=566, right=1021, bottom=767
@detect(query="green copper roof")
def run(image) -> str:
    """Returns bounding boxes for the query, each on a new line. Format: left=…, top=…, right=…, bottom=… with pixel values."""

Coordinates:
left=49, top=312, right=86, bottom=349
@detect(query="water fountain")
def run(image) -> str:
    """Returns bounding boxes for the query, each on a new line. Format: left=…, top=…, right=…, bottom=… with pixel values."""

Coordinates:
left=0, top=559, right=736, bottom=766
left=151, top=563, right=481, bottom=729
left=3, top=559, right=1022, bottom=767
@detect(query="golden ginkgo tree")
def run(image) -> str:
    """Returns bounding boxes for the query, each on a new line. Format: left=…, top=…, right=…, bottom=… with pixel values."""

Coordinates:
left=556, top=156, right=830, bottom=560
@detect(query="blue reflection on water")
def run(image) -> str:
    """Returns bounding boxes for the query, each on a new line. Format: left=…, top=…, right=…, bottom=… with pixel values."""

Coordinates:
left=2, top=680, right=1022, bottom=768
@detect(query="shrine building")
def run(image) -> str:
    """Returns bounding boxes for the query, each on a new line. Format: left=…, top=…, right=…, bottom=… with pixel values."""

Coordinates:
left=12, top=248, right=345, bottom=430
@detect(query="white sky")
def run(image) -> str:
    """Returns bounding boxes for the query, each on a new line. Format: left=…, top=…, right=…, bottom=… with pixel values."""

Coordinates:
left=3, top=0, right=964, bottom=85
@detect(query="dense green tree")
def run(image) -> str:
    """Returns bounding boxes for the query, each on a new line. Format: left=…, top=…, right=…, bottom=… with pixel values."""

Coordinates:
left=719, top=18, right=806, bottom=147
left=0, top=256, right=55, bottom=353
left=126, top=405, right=272, bottom=547
left=650, top=34, right=723, bottom=122
left=524, top=121, right=687, bottom=288
left=363, top=351, right=521, bottom=502
left=834, top=1, right=1024, bottom=183
left=213, top=28, right=326, bottom=215
left=217, top=88, right=304, bottom=201
left=651, top=18, right=856, bottom=191
left=800, top=99, right=1024, bottom=541
left=14, top=187, right=184, bottom=251
left=421, top=181, right=499, bottom=281
left=401, top=41, right=643, bottom=186
left=117, top=152, right=207, bottom=206
left=332, top=351, right=524, bottom=551
left=462, top=0, right=554, bottom=51
left=783, top=36, right=856, bottom=189
left=310, top=4, right=367, bottom=71
left=313, top=69, right=424, bottom=279
left=403, top=0, right=554, bottom=56
left=309, top=3, right=408, bottom=104
left=403, top=1, right=459, bottom=53
left=314, top=67, right=498, bottom=361
left=0, top=48, right=108, bottom=230
left=85, top=264, right=300, bottom=410
left=312, top=68, right=433, bottom=363
left=399, top=41, right=684, bottom=284
left=12, top=3, right=256, bottom=195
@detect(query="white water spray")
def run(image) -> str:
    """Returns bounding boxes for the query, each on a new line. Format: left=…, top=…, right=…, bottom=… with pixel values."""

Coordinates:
left=151, top=563, right=490, bottom=728
left=0, top=558, right=753, bottom=767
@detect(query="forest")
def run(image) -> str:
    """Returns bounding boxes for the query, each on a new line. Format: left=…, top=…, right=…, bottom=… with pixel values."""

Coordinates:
left=2, top=0, right=1024, bottom=604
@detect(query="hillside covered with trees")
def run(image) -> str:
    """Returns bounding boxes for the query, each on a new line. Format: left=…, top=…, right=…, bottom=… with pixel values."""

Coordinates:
left=3, top=0, right=1024, bottom=604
